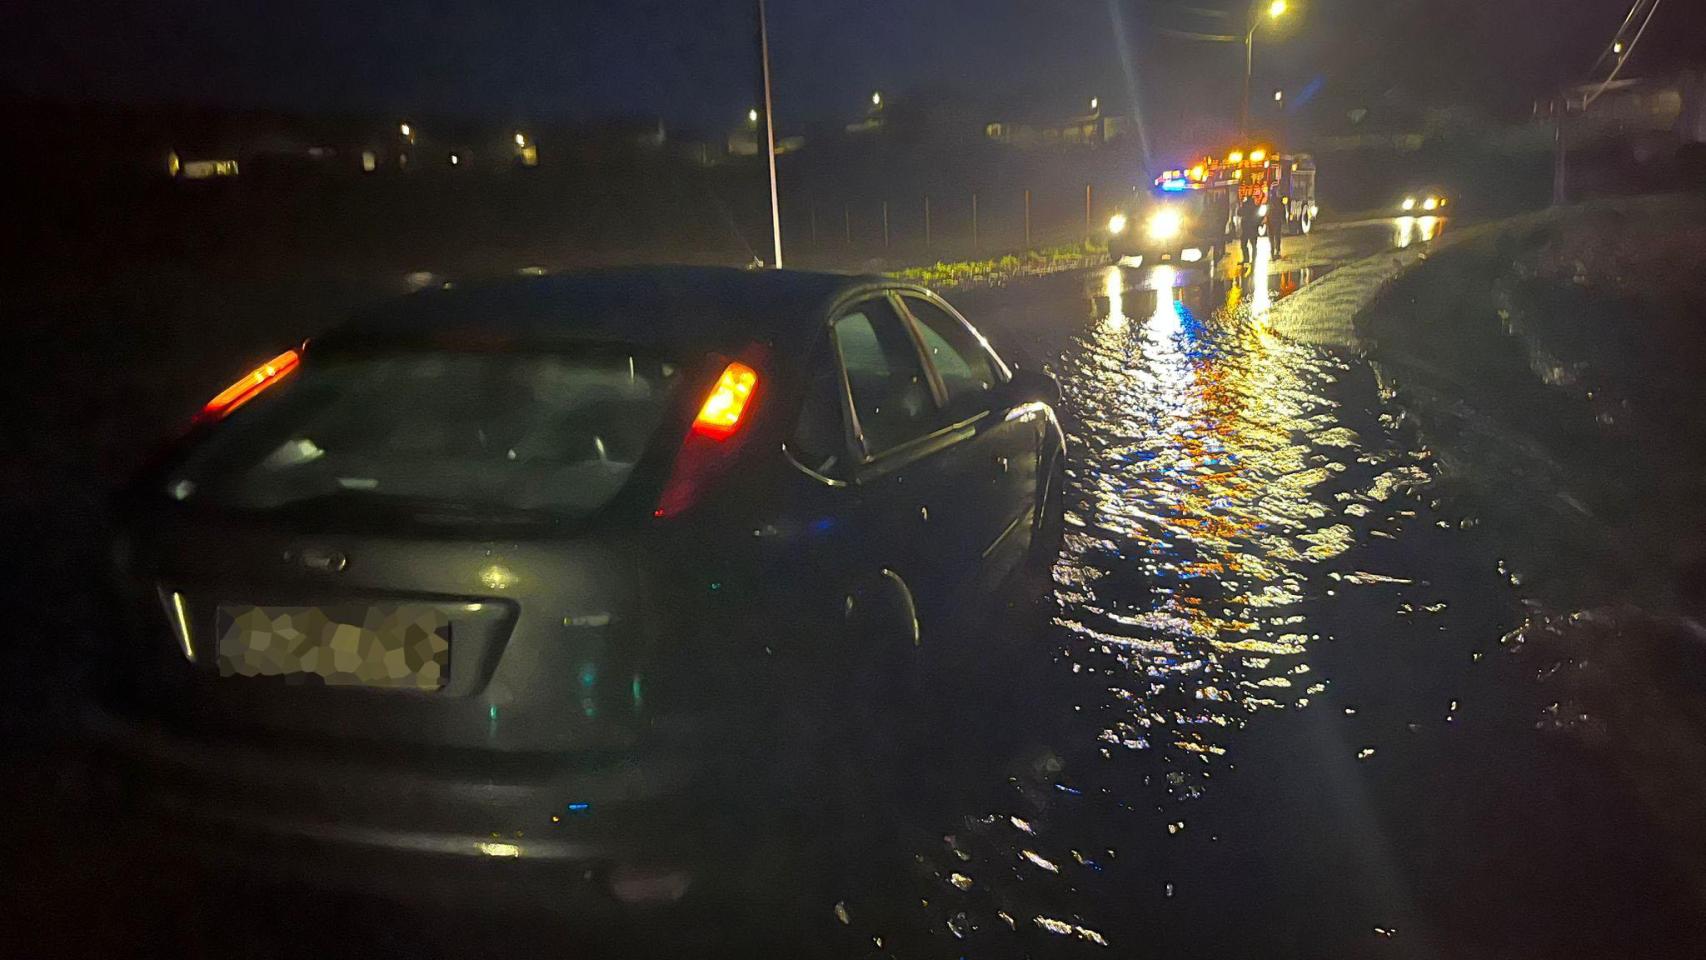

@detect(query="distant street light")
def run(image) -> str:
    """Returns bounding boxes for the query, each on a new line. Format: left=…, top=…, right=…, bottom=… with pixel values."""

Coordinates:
left=1268, top=0, right=1286, bottom=17
left=449, top=153, right=460, bottom=166
left=399, top=122, right=412, bottom=137
left=871, top=91, right=882, bottom=107
left=514, top=132, right=527, bottom=147
left=748, top=107, right=760, bottom=125
left=1613, top=41, right=1624, bottom=54
left=1089, top=96, right=1099, bottom=112
left=1273, top=88, right=1284, bottom=102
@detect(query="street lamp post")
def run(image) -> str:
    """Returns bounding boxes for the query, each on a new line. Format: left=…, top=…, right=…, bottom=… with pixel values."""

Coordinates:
left=757, top=0, right=783, bottom=268
left=1241, top=0, right=1287, bottom=139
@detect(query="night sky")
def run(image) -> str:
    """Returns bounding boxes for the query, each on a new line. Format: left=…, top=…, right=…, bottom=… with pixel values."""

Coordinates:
left=4, top=0, right=1701, bottom=136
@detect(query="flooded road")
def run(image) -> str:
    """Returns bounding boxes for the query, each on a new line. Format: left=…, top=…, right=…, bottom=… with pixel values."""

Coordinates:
left=809, top=231, right=1702, bottom=958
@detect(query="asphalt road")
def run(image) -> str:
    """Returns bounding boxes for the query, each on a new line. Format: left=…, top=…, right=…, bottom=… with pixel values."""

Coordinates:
left=10, top=214, right=1700, bottom=958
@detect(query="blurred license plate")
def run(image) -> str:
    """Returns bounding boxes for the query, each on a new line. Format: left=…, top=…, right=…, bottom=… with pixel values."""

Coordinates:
left=215, top=604, right=451, bottom=691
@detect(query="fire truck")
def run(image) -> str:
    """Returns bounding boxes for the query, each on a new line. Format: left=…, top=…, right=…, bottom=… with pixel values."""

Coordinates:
left=1105, top=148, right=1317, bottom=264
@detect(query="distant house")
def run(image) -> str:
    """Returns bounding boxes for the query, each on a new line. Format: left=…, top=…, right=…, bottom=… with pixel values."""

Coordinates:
left=984, top=108, right=1125, bottom=148
left=726, top=128, right=804, bottom=157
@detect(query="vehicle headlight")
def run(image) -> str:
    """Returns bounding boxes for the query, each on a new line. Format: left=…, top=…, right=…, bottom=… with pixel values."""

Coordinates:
left=1147, top=209, right=1183, bottom=242
left=1107, top=213, right=1128, bottom=235
left=1401, top=197, right=1416, bottom=212
left=1422, top=196, right=1439, bottom=211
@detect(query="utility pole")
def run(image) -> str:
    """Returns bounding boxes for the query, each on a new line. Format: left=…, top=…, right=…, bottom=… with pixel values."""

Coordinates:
left=1241, top=27, right=1254, bottom=139
left=757, top=0, right=783, bottom=267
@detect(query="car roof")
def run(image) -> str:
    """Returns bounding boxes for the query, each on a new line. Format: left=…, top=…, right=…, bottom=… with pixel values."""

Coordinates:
left=315, top=266, right=894, bottom=358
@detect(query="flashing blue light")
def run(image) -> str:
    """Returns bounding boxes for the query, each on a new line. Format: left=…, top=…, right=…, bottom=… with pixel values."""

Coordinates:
left=567, top=801, right=591, bottom=815
left=1160, top=179, right=1189, bottom=191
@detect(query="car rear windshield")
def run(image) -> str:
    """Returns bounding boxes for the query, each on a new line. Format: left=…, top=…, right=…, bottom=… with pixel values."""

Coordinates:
left=168, top=350, right=681, bottom=523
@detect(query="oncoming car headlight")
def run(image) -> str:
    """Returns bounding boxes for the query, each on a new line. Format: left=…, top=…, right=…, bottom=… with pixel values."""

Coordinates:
left=1107, top=213, right=1128, bottom=235
left=1401, top=196, right=1417, bottom=212
left=1147, top=209, right=1183, bottom=242
left=1422, top=196, right=1440, bottom=211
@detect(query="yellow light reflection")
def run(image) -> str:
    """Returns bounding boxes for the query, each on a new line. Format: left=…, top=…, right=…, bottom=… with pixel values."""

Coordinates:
left=1393, top=215, right=1443, bottom=249
left=480, top=564, right=517, bottom=591
left=168, top=590, right=195, bottom=663
left=1145, top=266, right=1182, bottom=341
left=1052, top=238, right=1357, bottom=776
left=1249, top=237, right=1273, bottom=324
left=1103, top=268, right=1127, bottom=332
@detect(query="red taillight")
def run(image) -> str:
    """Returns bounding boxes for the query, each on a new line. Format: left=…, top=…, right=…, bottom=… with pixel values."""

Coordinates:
left=691, top=362, right=758, bottom=440
left=197, top=349, right=300, bottom=424
left=654, top=361, right=763, bottom=518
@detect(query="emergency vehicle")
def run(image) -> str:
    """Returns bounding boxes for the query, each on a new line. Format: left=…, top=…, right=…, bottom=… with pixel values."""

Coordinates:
left=1105, top=148, right=1318, bottom=264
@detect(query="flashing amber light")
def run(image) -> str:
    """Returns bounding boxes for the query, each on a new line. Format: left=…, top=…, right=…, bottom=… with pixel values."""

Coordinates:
left=692, top=362, right=759, bottom=439
left=1249, top=148, right=1267, bottom=163
left=1190, top=163, right=1207, bottom=180
left=1227, top=151, right=1244, bottom=164
left=198, top=350, right=300, bottom=424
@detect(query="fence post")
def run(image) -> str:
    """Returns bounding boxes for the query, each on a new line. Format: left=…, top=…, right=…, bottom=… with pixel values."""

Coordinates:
left=924, top=196, right=931, bottom=250
left=882, top=200, right=890, bottom=249
left=844, top=203, right=852, bottom=245
left=1024, top=189, right=1031, bottom=248
left=1085, top=184, right=1092, bottom=244
left=972, top=192, right=980, bottom=253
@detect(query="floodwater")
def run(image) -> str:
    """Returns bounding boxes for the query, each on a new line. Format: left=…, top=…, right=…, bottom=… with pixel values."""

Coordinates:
left=810, top=238, right=1703, bottom=958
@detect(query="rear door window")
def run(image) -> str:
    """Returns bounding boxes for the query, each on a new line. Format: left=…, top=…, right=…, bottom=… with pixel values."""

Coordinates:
left=900, top=296, right=1004, bottom=409
left=170, top=351, right=679, bottom=521
left=832, top=298, right=937, bottom=456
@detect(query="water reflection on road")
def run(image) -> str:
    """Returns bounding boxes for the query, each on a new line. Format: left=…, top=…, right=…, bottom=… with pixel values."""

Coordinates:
left=834, top=242, right=1438, bottom=956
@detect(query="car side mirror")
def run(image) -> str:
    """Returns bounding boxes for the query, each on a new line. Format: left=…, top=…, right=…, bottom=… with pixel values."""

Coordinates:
left=1005, top=366, right=1061, bottom=405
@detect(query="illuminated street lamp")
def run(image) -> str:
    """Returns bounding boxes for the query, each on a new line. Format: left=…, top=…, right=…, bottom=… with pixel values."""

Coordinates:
left=747, top=107, right=759, bottom=126
left=514, top=132, right=527, bottom=147
left=1273, top=88, right=1284, bottom=102
left=1241, top=0, right=1291, bottom=138
left=1613, top=41, right=1624, bottom=55
left=1089, top=96, right=1099, bottom=113
left=870, top=91, right=882, bottom=108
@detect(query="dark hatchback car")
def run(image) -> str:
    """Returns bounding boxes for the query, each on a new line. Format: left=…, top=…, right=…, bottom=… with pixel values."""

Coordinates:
left=91, top=266, right=1066, bottom=905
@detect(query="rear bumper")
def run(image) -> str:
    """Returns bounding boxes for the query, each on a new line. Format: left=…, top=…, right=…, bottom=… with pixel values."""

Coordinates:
left=78, top=704, right=720, bottom=907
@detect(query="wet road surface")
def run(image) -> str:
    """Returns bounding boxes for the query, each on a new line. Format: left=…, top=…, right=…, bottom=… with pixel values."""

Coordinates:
left=12, top=215, right=1703, bottom=957
left=803, top=223, right=1700, bottom=958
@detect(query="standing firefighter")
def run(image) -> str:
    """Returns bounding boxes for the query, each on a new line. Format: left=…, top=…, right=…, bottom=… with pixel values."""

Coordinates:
left=1238, top=194, right=1261, bottom=265
left=1266, top=196, right=1285, bottom=259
